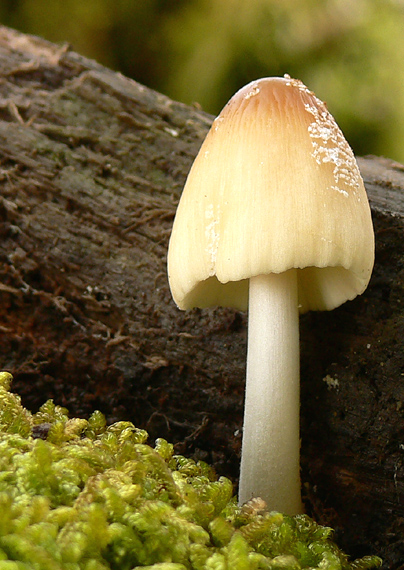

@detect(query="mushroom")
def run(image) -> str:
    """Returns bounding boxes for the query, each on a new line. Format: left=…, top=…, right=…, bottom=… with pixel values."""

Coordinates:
left=167, top=76, right=374, bottom=515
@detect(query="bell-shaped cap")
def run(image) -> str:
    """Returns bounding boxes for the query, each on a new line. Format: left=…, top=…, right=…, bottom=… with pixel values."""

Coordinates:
left=168, top=76, right=374, bottom=313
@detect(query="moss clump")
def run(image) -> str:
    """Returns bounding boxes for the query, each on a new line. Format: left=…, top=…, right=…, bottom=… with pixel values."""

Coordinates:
left=0, top=371, right=381, bottom=570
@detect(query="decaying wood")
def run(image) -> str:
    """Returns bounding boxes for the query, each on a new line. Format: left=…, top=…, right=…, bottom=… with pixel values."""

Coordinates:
left=1, top=25, right=404, bottom=567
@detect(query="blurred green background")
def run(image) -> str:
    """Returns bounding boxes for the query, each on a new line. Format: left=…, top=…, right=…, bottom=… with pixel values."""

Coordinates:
left=1, top=0, right=403, bottom=163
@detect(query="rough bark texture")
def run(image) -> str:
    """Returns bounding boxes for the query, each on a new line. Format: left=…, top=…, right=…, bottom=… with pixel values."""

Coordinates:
left=0, top=26, right=404, bottom=568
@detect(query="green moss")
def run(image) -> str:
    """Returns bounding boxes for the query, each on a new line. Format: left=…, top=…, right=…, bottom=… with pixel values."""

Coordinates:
left=0, top=372, right=381, bottom=570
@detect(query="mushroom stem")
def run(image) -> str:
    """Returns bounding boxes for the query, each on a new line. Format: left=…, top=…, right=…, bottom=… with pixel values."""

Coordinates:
left=238, top=269, right=303, bottom=514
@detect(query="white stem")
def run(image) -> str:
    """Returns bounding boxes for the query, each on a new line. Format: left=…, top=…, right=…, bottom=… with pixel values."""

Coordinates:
left=238, top=270, right=303, bottom=514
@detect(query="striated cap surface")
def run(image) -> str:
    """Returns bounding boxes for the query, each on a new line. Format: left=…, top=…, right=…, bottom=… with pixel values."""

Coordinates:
left=168, top=76, right=374, bottom=312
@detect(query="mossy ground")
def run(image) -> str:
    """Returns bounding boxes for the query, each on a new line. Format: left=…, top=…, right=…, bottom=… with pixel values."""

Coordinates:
left=0, top=371, right=381, bottom=570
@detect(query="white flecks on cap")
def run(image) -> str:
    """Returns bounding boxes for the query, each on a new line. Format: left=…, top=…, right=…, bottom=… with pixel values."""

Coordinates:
left=305, top=101, right=361, bottom=199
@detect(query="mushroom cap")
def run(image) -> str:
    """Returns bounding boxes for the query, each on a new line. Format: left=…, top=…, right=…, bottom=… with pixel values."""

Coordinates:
left=167, top=76, right=374, bottom=313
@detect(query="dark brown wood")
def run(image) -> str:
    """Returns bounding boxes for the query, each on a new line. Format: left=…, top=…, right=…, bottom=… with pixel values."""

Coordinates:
left=0, top=25, right=403, bottom=568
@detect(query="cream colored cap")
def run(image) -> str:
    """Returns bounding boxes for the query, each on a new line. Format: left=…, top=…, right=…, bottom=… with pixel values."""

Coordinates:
left=167, top=76, right=374, bottom=313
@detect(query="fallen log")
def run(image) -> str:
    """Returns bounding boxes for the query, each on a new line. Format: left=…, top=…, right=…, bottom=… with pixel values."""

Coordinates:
left=0, top=25, right=403, bottom=567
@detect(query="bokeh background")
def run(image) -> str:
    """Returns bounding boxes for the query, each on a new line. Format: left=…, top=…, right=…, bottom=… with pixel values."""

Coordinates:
left=1, top=0, right=403, bottom=163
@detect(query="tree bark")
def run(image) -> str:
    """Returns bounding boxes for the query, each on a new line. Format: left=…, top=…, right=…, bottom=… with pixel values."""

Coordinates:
left=0, top=25, right=403, bottom=567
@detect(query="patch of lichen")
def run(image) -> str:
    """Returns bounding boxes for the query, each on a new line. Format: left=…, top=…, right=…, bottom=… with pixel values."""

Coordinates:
left=0, top=371, right=381, bottom=570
